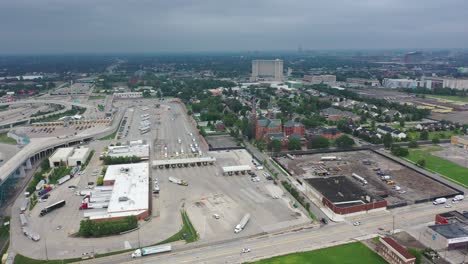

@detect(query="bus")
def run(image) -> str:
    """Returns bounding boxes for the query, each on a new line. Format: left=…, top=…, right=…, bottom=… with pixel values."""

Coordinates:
left=39, top=200, right=66, bottom=217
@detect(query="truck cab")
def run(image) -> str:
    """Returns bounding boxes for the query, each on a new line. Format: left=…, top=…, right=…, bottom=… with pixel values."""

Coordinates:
left=131, top=249, right=142, bottom=258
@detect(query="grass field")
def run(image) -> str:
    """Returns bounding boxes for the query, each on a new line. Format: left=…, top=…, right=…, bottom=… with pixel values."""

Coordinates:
left=406, top=130, right=455, bottom=141
left=0, top=132, right=17, bottom=144
left=157, top=210, right=199, bottom=245
left=246, top=242, right=387, bottom=264
left=406, top=146, right=468, bottom=187
left=427, top=95, right=468, bottom=103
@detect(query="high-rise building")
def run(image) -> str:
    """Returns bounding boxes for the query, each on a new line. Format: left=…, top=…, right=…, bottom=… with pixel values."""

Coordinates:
left=251, top=59, right=284, bottom=82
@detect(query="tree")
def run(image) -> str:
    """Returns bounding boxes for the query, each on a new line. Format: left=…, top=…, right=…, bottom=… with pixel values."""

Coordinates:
left=420, top=130, right=429, bottom=140
left=268, top=139, right=282, bottom=152
left=383, top=133, right=393, bottom=149
left=432, top=137, right=440, bottom=144
left=288, top=138, right=302, bottom=150
left=370, top=120, right=376, bottom=130
left=256, top=139, right=267, bottom=151
left=390, top=145, right=409, bottom=157
left=307, top=136, right=330, bottom=149
left=408, top=140, right=418, bottom=148
left=335, top=135, right=355, bottom=148
left=399, top=119, right=405, bottom=128
left=417, top=159, right=426, bottom=167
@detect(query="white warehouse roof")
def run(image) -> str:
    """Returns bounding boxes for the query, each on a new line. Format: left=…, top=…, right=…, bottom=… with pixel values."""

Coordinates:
left=107, top=144, right=149, bottom=160
left=50, top=147, right=74, bottom=161
left=152, top=156, right=216, bottom=167
left=69, top=147, right=89, bottom=160
left=222, top=165, right=252, bottom=173
left=90, top=163, right=149, bottom=220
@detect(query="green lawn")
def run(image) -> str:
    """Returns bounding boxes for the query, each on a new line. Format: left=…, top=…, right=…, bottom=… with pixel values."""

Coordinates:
left=426, top=95, right=468, bottom=103
left=406, top=130, right=455, bottom=141
left=48, top=166, right=72, bottom=184
left=0, top=132, right=17, bottom=144
left=406, top=147, right=468, bottom=187
left=246, top=242, right=387, bottom=264
left=156, top=210, right=199, bottom=245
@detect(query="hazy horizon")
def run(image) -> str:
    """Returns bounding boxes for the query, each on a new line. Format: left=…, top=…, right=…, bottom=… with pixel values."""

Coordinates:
left=1, top=0, right=467, bottom=54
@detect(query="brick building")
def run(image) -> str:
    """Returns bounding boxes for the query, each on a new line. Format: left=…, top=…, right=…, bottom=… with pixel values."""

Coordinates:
left=283, top=121, right=305, bottom=137
left=256, top=119, right=282, bottom=139
left=377, top=237, right=416, bottom=264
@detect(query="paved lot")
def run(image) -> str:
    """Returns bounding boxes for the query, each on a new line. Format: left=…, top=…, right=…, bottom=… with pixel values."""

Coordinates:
left=0, top=143, right=19, bottom=165
left=206, top=135, right=239, bottom=149
left=277, top=150, right=458, bottom=206
left=432, top=143, right=468, bottom=168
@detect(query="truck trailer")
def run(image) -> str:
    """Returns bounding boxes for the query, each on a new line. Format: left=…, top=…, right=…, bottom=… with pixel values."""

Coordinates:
left=168, top=177, right=188, bottom=186
left=234, top=213, right=250, bottom=233
left=39, top=200, right=66, bottom=216
left=80, top=202, right=109, bottom=210
left=131, top=244, right=172, bottom=258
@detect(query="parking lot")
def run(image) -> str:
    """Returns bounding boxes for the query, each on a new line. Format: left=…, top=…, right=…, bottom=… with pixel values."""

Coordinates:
left=431, top=143, right=468, bottom=168
left=276, top=150, right=459, bottom=206
left=206, top=134, right=239, bottom=149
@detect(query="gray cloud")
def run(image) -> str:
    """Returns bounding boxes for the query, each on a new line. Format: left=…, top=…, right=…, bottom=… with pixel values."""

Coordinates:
left=0, top=0, right=467, bottom=53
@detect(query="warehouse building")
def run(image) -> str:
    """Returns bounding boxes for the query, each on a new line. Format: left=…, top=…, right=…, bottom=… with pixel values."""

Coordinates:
left=304, top=176, right=387, bottom=215
left=49, top=147, right=74, bottom=168
left=83, top=163, right=149, bottom=222
left=67, top=148, right=90, bottom=167
left=106, top=143, right=150, bottom=160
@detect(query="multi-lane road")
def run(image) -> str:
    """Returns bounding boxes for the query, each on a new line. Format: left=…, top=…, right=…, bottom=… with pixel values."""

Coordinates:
left=81, top=201, right=468, bottom=264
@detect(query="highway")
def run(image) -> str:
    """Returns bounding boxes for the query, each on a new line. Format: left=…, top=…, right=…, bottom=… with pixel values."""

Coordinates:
left=81, top=201, right=468, bottom=264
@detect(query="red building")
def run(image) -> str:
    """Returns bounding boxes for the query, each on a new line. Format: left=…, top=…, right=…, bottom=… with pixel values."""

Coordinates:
left=256, top=119, right=282, bottom=139
left=378, top=237, right=416, bottom=264
left=435, top=211, right=468, bottom=225
left=283, top=121, right=305, bottom=137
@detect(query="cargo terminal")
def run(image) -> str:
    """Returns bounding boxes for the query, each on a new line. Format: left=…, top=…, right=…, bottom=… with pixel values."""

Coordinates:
left=82, top=162, right=149, bottom=221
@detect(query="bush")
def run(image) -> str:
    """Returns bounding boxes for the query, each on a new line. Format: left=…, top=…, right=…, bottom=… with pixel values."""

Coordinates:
left=307, top=136, right=330, bottom=149
left=335, top=135, right=355, bottom=148
left=408, top=140, right=418, bottom=148
left=391, top=145, right=409, bottom=157
left=417, top=159, right=426, bottom=167
left=432, top=137, right=440, bottom=144
left=79, top=216, right=138, bottom=237
left=102, top=155, right=141, bottom=165
left=97, top=176, right=104, bottom=186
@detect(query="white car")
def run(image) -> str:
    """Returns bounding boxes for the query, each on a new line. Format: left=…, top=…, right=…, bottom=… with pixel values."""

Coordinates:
left=242, top=248, right=251, bottom=253
left=213, top=214, right=220, bottom=219
left=445, top=204, right=453, bottom=208
left=353, top=221, right=361, bottom=226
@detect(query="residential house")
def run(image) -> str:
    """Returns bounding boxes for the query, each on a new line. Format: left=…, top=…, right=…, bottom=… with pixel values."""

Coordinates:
left=215, top=121, right=225, bottom=131
left=377, top=125, right=407, bottom=139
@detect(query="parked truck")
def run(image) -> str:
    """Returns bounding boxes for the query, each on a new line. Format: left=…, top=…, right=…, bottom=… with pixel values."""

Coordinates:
left=35, top=179, right=46, bottom=191
left=234, top=213, right=250, bottom=233
left=19, top=213, right=28, bottom=226
left=168, top=177, right=188, bottom=186
left=131, top=244, right=172, bottom=258
left=433, top=198, right=447, bottom=205
left=38, top=186, right=52, bottom=197
left=82, top=195, right=110, bottom=203
left=57, top=175, right=71, bottom=185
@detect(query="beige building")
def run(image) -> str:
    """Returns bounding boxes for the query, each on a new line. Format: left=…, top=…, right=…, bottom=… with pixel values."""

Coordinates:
left=251, top=59, right=284, bottom=82
left=303, top=75, right=336, bottom=85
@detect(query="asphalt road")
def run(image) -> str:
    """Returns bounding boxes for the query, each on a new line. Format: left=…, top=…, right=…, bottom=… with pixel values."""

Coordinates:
left=81, top=201, right=468, bottom=264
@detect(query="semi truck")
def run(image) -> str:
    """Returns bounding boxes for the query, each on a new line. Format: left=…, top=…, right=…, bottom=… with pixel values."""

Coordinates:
left=39, top=200, right=66, bottom=216
left=131, top=244, right=172, bottom=258
left=35, top=180, right=46, bottom=191
left=82, top=195, right=110, bottom=203
left=57, top=175, right=71, bottom=185
left=168, top=177, right=188, bottom=186
left=234, top=213, right=250, bottom=233
left=80, top=202, right=108, bottom=210
left=433, top=198, right=447, bottom=205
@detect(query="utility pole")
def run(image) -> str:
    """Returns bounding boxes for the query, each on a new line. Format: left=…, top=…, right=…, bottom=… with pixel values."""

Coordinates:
left=392, top=215, right=395, bottom=235
left=137, top=228, right=141, bottom=249
left=45, top=238, right=49, bottom=261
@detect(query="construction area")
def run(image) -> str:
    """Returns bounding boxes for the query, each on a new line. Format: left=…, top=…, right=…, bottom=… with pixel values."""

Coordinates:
left=275, top=150, right=460, bottom=207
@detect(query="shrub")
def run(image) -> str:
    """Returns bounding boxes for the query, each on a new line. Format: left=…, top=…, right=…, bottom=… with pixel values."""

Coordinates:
left=79, top=216, right=138, bottom=237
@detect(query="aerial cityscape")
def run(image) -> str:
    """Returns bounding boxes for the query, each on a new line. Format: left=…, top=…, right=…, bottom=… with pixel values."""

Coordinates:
left=1, top=1, right=468, bottom=264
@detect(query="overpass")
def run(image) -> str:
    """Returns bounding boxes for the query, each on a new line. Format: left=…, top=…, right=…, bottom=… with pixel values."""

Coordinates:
left=0, top=99, right=96, bottom=129
left=0, top=109, right=123, bottom=206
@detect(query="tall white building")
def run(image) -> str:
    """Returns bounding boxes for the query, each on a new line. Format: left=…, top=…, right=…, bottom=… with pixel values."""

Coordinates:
left=251, top=59, right=284, bottom=82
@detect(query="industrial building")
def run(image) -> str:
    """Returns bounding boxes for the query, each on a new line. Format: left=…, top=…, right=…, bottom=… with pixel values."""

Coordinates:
left=421, top=211, right=468, bottom=250
left=106, top=143, right=150, bottom=160
left=451, top=135, right=468, bottom=149
left=49, top=147, right=74, bottom=167
left=250, top=59, right=284, bottom=82
left=83, top=163, right=149, bottom=221
left=67, top=148, right=90, bottom=167
left=49, top=147, right=90, bottom=168
left=304, top=176, right=387, bottom=215
left=113, top=92, right=143, bottom=99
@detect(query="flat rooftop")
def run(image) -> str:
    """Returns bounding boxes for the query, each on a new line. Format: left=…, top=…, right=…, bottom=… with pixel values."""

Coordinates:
left=70, top=147, right=89, bottom=159
left=429, top=223, right=468, bottom=239
left=222, top=165, right=252, bottom=173
left=88, top=163, right=149, bottom=220
left=50, top=147, right=74, bottom=160
left=152, top=156, right=216, bottom=167
left=305, top=176, right=381, bottom=206
left=107, top=144, right=149, bottom=159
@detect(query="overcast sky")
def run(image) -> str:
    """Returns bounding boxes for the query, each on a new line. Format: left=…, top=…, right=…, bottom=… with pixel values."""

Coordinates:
left=0, top=0, right=467, bottom=54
